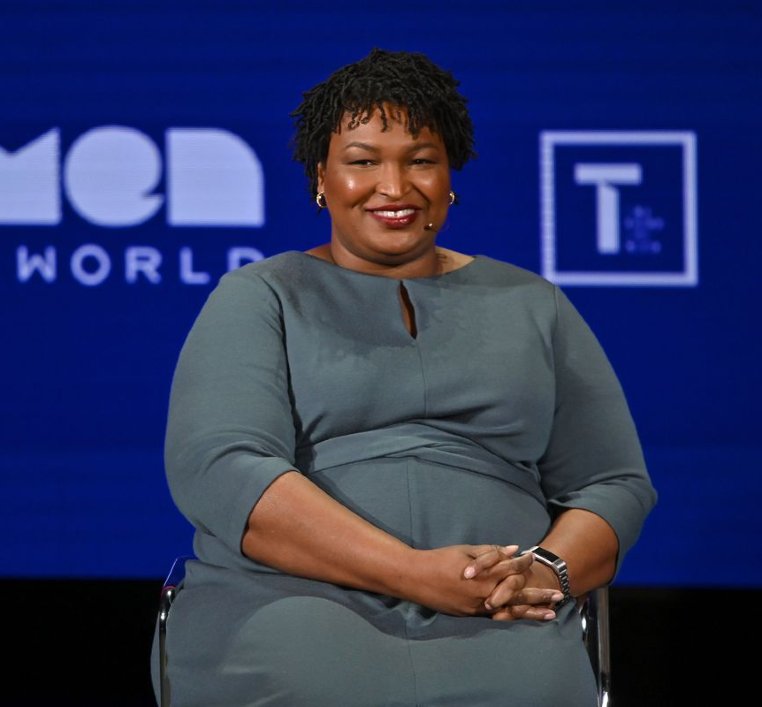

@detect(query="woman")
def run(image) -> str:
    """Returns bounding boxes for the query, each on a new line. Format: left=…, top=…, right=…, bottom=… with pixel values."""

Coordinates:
left=153, top=48, right=657, bottom=706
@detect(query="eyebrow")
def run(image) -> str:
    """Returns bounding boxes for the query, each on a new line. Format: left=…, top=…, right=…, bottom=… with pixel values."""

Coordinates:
left=342, top=141, right=441, bottom=153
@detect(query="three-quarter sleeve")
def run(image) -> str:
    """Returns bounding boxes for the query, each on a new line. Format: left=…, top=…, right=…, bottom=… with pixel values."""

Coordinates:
left=539, top=287, right=657, bottom=571
left=164, top=269, right=297, bottom=556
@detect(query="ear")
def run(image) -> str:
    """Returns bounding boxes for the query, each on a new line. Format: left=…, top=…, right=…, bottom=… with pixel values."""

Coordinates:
left=316, top=162, right=326, bottom=194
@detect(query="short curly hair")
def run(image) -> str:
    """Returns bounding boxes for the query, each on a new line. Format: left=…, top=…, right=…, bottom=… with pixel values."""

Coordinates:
left=290, top=48, right=477, bottom=196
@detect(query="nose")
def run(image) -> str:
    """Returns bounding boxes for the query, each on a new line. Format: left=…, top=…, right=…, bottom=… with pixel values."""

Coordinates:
left=376, top=162, right=408, bottom=199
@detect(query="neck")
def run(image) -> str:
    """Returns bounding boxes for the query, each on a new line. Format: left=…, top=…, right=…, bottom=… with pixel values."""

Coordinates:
left=307, top=244, right=454, bottom=279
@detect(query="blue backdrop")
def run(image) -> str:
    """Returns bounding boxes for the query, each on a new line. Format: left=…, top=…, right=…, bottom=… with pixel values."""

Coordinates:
left=1, top=1, right=760, bottom=586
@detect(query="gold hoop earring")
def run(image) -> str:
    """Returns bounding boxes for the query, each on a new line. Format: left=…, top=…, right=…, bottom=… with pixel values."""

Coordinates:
left=448, top=190, right=457, bottom=206
left=315, top=192, right=327, bottom=209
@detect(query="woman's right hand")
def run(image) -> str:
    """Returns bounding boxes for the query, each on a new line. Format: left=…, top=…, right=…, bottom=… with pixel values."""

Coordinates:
left=405, top=544, right=562, bottom=620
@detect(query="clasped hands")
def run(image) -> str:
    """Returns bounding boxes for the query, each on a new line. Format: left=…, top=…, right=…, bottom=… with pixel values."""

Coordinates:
left=413, top=544, right=564, bottom=622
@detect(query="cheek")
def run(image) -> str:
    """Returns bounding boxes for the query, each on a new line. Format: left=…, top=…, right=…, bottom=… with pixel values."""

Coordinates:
left=426, top=174, right=452, bottom=205
left=326, top=172, right=367, bottom=203
left=417, top=166, right=450, bottom=191
left=343, top=175, right=364, bottom=196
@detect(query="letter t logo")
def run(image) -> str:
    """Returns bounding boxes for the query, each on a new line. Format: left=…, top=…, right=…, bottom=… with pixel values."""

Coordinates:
left=574, top=163, right=642, bottom=254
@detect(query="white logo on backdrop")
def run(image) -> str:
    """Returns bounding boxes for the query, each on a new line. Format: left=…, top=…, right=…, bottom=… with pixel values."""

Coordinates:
left=1, top=126, right=266, bottom=285
left=0, top=126, right=264, bottom=227
left=540, top=131, right=698, bottom=287
left=573, top=163, right=642, bottom=254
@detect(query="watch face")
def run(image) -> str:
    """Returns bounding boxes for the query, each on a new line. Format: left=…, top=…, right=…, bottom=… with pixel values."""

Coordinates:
left=532, top=547, right=562, bottom=565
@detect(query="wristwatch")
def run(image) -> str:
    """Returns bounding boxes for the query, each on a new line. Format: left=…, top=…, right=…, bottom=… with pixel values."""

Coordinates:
left=524, top=545, right=573, bottom=608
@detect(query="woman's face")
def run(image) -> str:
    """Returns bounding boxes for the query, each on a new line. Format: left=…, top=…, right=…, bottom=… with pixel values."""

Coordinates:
left=317, top=106, right=452, bottom=274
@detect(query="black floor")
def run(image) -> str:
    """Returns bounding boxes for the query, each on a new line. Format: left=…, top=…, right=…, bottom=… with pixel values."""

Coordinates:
left=3, top=580, right=756, bottom=706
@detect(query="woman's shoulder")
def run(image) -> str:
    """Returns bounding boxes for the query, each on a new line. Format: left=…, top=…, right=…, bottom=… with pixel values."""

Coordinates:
left=462, top=253, right=557, bottom=292
left=225, top=250, right=304, bottom=279
left=214, top=251, right=326, bottom=293
left=199, top=252, right=308, bottom=309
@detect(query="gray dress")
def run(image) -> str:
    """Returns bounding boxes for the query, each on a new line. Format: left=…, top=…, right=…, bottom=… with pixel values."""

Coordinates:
left=152, top=252, right=657, bottom=706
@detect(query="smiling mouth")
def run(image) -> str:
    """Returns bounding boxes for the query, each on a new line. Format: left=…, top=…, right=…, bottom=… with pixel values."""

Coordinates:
left=372, top=208, right=417, bottom=218
left=367, top=207, right=421, bottom=228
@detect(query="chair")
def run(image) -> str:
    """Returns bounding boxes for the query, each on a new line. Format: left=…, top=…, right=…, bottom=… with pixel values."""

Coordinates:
left=157, top=557, right=612, bottom=707
left=580, top=587, right=612, bottom=707
left=157, top=556, right=192, bottom=707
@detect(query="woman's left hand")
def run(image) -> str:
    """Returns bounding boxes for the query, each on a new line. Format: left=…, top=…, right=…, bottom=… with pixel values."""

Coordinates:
left=462, top=545, right=564, bottom=622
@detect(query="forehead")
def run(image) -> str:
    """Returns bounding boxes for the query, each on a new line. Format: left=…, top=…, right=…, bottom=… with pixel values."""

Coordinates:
left=329, top=107, right=443, bottom=151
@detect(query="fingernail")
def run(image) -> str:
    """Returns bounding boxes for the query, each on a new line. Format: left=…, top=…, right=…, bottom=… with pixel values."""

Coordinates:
left=551, top=592, right=564, bottom=602
left=543, top=611, right=556, bottom=621
left=484, top=601, right=493, bottom=610
left=463, top=566, right=476, bottom=579
left=503, top=544, right=519, bottom=553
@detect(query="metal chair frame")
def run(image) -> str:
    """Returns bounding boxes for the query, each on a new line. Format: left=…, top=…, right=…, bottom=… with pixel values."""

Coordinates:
left=158, top=556, right=612, bottom=707
left=158, top=556, right=191, bottom=707
left=580, top=586, right=612, bottom=707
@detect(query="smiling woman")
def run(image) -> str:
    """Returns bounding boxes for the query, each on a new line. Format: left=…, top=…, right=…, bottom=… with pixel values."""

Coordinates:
left=311, top=109, right=463, bottom=280
left=152, top=48, right=656, bottom=706
left=292, top=48, right=476, bottom=282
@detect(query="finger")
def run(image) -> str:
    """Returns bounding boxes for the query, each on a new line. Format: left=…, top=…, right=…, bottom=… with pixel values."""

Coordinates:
left=487, top=608, right=519, bottom=622
left=482, top=573, right=525, bottom=610
left=476, top=550, right=533, bottom=578
left=491, top=605, right=558, bottom=622
left=463, top=544, right=518, bottom=579
left=478, top=552, right=533, bottom=584
left=486, top=583, right=564, bottom=611
left=465, top=548, right=529, bottom=582
left=472, top=544, right=518, bottom=560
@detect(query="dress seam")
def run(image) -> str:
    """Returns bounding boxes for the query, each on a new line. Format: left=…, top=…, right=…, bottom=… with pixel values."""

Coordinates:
left=404, top=631, right=421, bottom=707
left=403, top=457, right=421, bottom=706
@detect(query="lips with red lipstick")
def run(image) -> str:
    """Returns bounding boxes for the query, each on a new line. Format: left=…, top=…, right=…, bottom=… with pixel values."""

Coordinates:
left=366, top=204, right=421, bottom=228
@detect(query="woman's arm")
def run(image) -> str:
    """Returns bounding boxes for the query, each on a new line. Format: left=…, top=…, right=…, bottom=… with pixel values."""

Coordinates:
left=469, top=508, right=618, bottom=617
left=536, top=288, right=657, bottom=573
left=533, top=508, right=619, bottom=597
left=467, top=286, right=656, bottom=618
left=244, top=469, right=564, bottom=619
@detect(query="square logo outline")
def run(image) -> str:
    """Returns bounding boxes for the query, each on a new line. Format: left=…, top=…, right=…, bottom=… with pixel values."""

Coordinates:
left=540, top=131, right=698, bottom=287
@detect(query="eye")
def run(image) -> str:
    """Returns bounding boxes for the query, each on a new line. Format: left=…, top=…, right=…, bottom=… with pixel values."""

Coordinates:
left=411, top=158, right=436, bottom=166
left=348, top=159, right=376, bottom=166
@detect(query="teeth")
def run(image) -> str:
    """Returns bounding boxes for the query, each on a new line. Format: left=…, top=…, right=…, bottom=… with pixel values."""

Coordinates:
left=374, top=209, right=415, bottom=218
